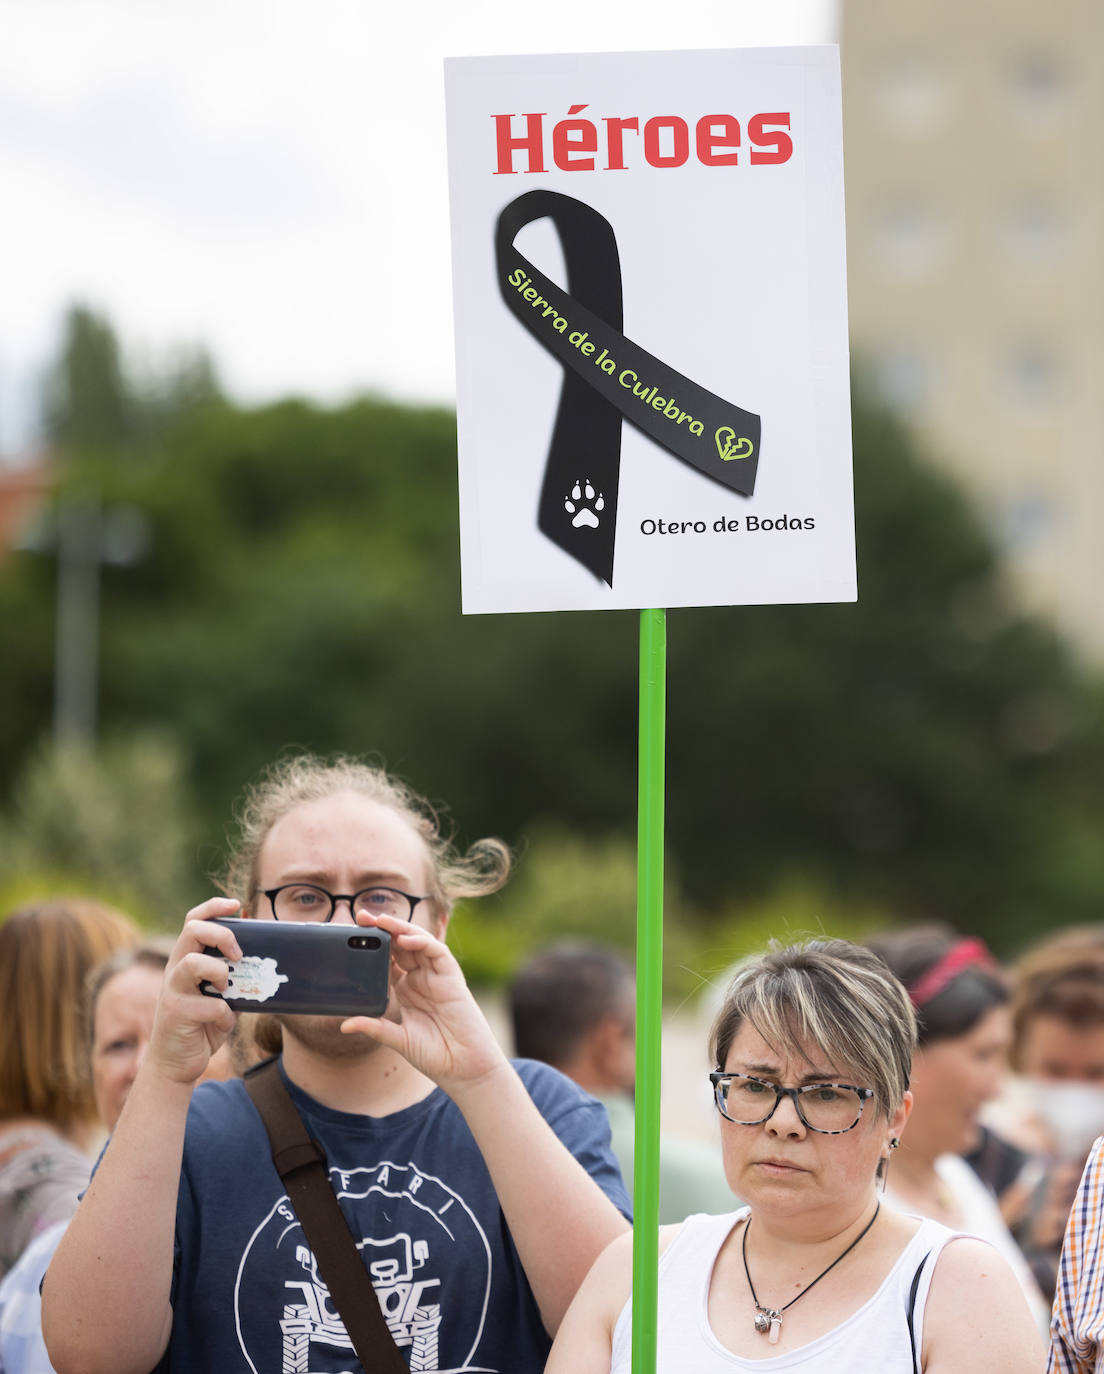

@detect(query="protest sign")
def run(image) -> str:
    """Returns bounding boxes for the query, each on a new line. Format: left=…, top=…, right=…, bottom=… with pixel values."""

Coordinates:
left=445, top=46, right=853, bottom=615
left=446, top=47, right=852, bottom=1373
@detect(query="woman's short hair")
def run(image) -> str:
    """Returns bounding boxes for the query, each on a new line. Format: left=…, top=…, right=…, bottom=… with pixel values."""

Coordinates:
left=709, top=939, right=916, bottom=1117
left=220, top=752, right=511, bottom=914
left=866, top=924, right=1009, bottom=1048
left=1010, top=924, right=1104, bottom=1071
left=0, top=898, right=139, bottom=1130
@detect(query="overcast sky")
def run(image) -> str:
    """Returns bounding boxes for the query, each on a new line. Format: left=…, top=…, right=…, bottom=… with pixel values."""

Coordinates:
left=1, top=0, right=836, bottom=453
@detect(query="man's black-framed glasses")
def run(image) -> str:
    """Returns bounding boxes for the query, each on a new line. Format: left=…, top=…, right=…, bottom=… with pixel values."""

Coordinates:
left=709, top=1071, right=875, bottom=1135
left=262, top=884, right=428, bottom=923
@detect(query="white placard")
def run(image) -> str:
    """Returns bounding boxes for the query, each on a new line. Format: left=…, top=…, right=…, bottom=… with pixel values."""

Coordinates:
left=446, top=46, right=853, bottom=614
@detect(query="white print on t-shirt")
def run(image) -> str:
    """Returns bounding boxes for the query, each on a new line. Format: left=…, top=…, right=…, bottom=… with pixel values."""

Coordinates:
left=234, top=1160, right=495, bottom=1374
left=279, top=1240, right=439, bottom=1371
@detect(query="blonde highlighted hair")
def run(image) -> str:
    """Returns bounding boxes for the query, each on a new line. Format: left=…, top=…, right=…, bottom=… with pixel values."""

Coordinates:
left=221, top=753, right=511, bottom=913
left=0, top=898, right=139, bottom=1131
left=710, top=938, right=916, bottom=1117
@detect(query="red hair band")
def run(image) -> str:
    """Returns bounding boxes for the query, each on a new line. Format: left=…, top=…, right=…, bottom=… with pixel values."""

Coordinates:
left=907, top=937, right=996, bottom=1009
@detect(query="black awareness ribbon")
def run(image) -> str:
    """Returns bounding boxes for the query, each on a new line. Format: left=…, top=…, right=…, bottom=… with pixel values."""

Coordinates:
left=495, top=189, right=762, bottom=587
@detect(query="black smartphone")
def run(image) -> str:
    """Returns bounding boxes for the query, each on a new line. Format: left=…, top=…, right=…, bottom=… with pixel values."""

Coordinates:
left=200, top=917, right=391, bottom=1017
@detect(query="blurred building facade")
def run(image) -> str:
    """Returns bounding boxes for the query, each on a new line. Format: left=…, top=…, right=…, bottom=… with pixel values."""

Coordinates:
left=841, top=0, right=1103, bottom=657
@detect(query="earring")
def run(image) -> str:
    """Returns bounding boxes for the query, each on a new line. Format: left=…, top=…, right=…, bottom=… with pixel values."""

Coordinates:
left=889, top=1137, right=900, bottom=1150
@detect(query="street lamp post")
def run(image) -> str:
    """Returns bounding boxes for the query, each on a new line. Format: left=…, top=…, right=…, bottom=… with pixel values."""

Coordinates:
left=19, top=493, right=151, bottom=744
left=54, top=496, right=102, bottom=743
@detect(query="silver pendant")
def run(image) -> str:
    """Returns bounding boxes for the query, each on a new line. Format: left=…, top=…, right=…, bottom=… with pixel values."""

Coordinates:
left=753, top=1308, right=782, bottom=1343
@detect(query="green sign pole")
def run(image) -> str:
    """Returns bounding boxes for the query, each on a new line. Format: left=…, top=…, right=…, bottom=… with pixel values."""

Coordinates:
left=632, top=607, right=666, bottom=1374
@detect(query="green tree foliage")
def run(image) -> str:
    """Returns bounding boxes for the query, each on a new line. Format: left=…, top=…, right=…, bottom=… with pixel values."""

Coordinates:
left=42, top=305, right=130, bottom=451
left=448, top=824, right=704, bottom=994
left=3, top=314, right=1103, bottom=964
left=42, top=303, right=222, bottom=457
left=0, top=730, right=203, bottom=923
left=0, top=548, right=56, bottom=769
left=663, top=395, right=1104, bottom=947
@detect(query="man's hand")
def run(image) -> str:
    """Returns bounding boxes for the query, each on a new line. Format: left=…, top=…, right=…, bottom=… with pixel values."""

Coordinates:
left=339, top=909, right=507, bottom=1091
left=148, top=898, right=243, bottom=1085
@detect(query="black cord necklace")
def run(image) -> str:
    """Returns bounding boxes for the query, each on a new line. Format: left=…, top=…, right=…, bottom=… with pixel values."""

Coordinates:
left=741, top=1200, right=881, bottom=1345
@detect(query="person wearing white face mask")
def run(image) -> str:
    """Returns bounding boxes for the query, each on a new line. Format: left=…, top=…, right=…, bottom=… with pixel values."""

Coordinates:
left=1012, top=926, right=1104, bottom=1155
left=1027, top=1081, right=1104, bottom=1167
left=987, top=926, right=1104, bottom=1306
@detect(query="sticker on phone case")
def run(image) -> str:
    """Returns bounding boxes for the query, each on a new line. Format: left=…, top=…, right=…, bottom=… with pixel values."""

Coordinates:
left=226, top=956, right=289, bottom=1002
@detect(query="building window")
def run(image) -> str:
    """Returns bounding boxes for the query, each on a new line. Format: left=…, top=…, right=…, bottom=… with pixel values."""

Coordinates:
left=1003, top=199, right=1067, bottom=263
left=872, top=347, right=935, bottom=414
left=877, top=54, right=946, bottom=131
left=1000, top=346, right=1062, bottom=409
left=1007, top=51, right=1069, bottom=123
left=997, top=491, right=1058, bottom=553
left=876, top=201, right=948, bottom=275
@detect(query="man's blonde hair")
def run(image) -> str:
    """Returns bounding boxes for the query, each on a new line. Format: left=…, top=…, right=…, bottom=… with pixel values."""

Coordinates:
left=221, top=753, right=511, bottom=913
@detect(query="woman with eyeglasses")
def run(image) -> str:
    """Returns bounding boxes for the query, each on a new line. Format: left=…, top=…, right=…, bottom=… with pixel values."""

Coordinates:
left=545, top=939, right=1043, bottom=1373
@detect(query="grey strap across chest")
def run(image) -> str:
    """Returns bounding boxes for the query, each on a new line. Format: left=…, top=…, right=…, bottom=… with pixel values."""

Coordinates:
left=243, top=1057, right=409, bottom=1374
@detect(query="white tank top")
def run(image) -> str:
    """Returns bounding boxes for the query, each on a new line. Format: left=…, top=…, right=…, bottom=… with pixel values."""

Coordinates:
left=610, top=1209, right=964, bottom=1372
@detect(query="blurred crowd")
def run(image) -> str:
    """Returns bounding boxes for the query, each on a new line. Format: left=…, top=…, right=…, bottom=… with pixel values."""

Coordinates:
left=1, top=884, right=1102, bottom=1371
left=507, top=921, right=1104, bottom=1351
left=0, top=898, right=277, bottom=1373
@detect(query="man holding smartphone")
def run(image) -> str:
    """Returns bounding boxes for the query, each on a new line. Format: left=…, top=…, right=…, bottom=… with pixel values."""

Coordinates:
left=43, top=754, right=631, bottom=1374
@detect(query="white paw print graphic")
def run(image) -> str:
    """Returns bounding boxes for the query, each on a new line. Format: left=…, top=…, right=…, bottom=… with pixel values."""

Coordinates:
left=564, top=478, right=605, bottom=530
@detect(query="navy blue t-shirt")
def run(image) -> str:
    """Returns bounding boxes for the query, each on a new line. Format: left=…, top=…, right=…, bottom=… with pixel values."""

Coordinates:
left=155, top=1058, right=630, bottom=1373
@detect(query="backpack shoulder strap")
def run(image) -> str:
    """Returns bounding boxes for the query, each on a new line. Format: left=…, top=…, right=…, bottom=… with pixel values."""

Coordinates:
left=244, top=1058, right=409, bottom=1374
